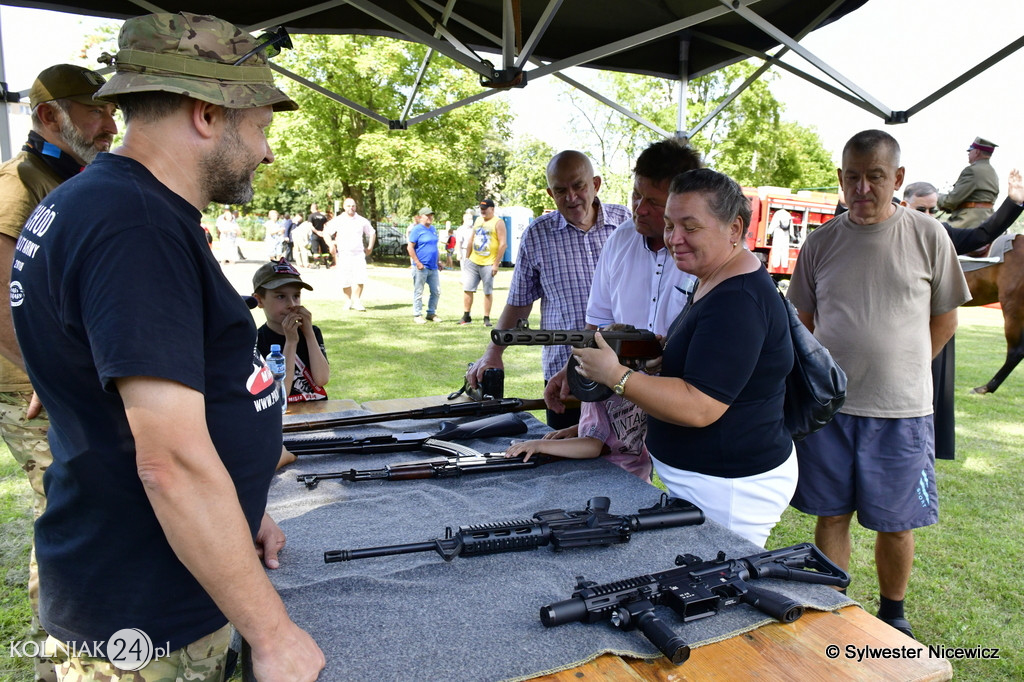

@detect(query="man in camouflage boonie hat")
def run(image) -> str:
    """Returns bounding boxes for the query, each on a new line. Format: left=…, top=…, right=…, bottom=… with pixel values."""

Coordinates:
left=0, top=62, right=115, bottom=682
left=96, top=12, right=297, bottom=111
left=11, top=12, right=323, bottom=682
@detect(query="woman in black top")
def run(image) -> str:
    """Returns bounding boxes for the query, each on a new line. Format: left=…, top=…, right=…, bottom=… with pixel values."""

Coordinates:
left=572, top=169, right=795, bottom=547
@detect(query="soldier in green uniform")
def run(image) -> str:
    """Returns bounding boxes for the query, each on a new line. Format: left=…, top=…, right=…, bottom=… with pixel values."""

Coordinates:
left=937, top=137, right=999, bottom=230
left=0, top=63, right=116, bottom=682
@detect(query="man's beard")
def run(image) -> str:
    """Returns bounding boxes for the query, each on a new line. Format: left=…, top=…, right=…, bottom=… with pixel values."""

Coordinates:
left=200, top=123, right=256, bottom=205
left=56, top=111, right=104, bottom=164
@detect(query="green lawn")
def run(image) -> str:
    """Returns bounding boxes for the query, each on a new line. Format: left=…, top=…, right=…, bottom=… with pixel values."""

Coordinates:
left=0, top=260, right=1019, bottom=679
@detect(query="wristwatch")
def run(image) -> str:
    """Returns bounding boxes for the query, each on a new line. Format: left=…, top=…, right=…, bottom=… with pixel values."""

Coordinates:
left=613, top=369, right=634, bottom=396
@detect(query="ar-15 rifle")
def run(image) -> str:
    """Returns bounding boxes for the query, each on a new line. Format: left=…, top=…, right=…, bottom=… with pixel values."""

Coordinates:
left=324, top=495, right=704, bottom=563
left=490, top=321, right=662, bottom=401
left=540, top=542, right=850, bottom=665
left=283, top=413, right=528, bottom=456
left=297, top=445, right=554, bottom=489
left=282, top=397, right=545, bottom=434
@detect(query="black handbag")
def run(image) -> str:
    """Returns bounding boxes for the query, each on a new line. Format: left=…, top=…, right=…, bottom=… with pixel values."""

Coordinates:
left=779, top=289, right=847, bottom=441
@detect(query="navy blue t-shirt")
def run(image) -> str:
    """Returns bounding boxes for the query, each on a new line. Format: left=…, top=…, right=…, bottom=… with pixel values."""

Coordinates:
left=645, top=268, right=793, bottom=478
left=10, top=153, right=281, bottom=650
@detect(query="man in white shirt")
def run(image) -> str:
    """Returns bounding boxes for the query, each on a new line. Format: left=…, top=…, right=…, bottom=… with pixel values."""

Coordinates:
left=326, top=197, right=376, bottom=310
left=546, top=138, right=703, bottom=416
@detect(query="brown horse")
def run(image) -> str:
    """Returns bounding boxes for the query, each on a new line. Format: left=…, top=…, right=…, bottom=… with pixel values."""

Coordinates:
left=962, top=234, right=1024, bottom=393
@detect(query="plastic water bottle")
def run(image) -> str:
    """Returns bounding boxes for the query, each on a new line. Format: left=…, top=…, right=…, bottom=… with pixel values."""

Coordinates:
left=266, top=344, right=288, bottom=414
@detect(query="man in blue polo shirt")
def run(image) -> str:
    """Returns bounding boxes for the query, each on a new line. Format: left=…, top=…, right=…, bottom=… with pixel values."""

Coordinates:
left=407, top=206, right=443, bottom=324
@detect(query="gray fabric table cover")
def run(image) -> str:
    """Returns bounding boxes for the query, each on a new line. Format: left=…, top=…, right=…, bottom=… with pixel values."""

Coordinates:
left=268, top=410, right=854, bottom=681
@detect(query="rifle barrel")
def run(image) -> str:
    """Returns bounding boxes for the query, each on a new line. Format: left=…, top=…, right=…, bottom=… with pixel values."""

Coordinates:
left=325, top=541, right=437, bottom=563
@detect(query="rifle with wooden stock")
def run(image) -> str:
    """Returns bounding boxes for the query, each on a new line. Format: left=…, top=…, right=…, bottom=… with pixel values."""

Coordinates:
left=296, top=444, right=551, bottom=489
left=490, top=321, right=662, bottom=401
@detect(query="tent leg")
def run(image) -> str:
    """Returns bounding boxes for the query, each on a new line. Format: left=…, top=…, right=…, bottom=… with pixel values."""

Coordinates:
left=675, top=32, right=690, bottom=143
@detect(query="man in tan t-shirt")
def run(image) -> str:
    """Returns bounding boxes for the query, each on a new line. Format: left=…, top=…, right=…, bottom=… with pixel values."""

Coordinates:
left=788, top=129, right=970, bottom=640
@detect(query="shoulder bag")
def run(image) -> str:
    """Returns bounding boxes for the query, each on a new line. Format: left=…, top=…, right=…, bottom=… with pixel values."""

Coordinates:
left=778, top=287, right=847, bottom=441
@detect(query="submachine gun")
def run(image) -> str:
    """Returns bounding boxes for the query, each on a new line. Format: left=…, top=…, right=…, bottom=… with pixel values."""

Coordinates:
left=490, top=321, right=662, bottom=401
left=539, top=542, right=850, bottom=665
left=324, top=495, right=704, bottom=563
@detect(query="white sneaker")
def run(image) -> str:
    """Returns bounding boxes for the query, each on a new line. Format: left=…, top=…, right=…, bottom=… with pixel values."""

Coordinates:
left=426, top=314, right=443, bottom=322
left=414, top=316, right=426, bottom=324
left=352, top=301, right=366, bottom=311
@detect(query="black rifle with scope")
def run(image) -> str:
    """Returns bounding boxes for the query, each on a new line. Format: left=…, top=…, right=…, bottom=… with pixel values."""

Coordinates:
left=539, top=542, right=850, bottom=665
left=490, top=321, right=662, bottom=401
left=324, top=495, right=704, bottom=563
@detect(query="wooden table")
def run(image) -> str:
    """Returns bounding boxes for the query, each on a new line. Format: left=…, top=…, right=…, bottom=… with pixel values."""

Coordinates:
left=287, top=398, right=952, bottom=682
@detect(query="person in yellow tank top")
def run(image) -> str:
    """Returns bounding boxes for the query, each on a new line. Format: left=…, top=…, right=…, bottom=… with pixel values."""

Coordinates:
left=459, top=199, right=507, bottom=326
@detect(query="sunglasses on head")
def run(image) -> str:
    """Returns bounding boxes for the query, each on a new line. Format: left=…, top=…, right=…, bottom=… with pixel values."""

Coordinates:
left=271, top=259, right=300, bottom=276
left=233, top=26, right=292, bottom=66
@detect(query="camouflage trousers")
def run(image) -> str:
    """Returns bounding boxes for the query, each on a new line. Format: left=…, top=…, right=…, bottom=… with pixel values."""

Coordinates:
left=45, top=624, right=233, bottom=682
left=0, top=390, right=51, bottom=521
left=0, top=391, right=54, bottom=681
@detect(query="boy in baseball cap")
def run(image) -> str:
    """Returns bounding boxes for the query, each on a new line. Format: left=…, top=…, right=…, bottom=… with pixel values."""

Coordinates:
left=252, top=259, right=330, bottom=406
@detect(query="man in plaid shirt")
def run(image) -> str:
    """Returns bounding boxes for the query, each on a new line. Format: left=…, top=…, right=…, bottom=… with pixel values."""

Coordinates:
left=466, top=150, right=629, bottom=428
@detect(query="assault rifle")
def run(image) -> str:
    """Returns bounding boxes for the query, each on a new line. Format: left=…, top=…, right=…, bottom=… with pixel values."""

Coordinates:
left=297, top=446, right=554, bottom=489
left=540, top=542, right=850, bottom=665
left=490, top=321, right=662, bottom=401
left=283, top=413, right=527, bottom=456
left=282, top=397, right=545, bottom=434
left=324, top=495, right=704, bottom=563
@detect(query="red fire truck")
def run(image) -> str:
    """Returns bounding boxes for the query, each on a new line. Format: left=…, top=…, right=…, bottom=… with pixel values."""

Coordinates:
left=742, top=186, right=840, bottom=288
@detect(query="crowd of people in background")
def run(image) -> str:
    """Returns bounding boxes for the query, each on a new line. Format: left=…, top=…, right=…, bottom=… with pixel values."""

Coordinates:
left=207, top=196, right=514, bottom=325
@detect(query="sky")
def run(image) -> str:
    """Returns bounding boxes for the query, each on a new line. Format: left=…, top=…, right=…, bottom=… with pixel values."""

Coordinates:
left=504, top=0, right=1024, bottom=194
left=3, top=0, right=1023, bottom=195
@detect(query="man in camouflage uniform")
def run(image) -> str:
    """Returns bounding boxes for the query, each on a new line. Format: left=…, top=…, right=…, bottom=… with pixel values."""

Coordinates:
left=0, top=62, right=116, bottom=682
left=10, top=13, right=323, bottom=681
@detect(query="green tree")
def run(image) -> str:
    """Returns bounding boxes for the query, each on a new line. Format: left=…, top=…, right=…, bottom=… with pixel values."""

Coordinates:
left=267, top=35, right=512, bottom=226
left=501, top=135, right=558, bottom=216
left=558, top=60, right=835, bottom=192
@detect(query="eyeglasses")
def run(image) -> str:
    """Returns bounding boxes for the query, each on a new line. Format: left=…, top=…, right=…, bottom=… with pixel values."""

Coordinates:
left=233, top=26, right=292, bottom=66
left=913, top=206, right=938, bottom=215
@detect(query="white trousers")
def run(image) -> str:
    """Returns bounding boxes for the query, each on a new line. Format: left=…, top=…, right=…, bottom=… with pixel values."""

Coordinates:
left=650, top=446, right=798, bottom=548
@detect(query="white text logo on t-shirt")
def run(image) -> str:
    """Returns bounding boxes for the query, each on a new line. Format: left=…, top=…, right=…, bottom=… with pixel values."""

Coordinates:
left=13, top=202, right=55, bottom=272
